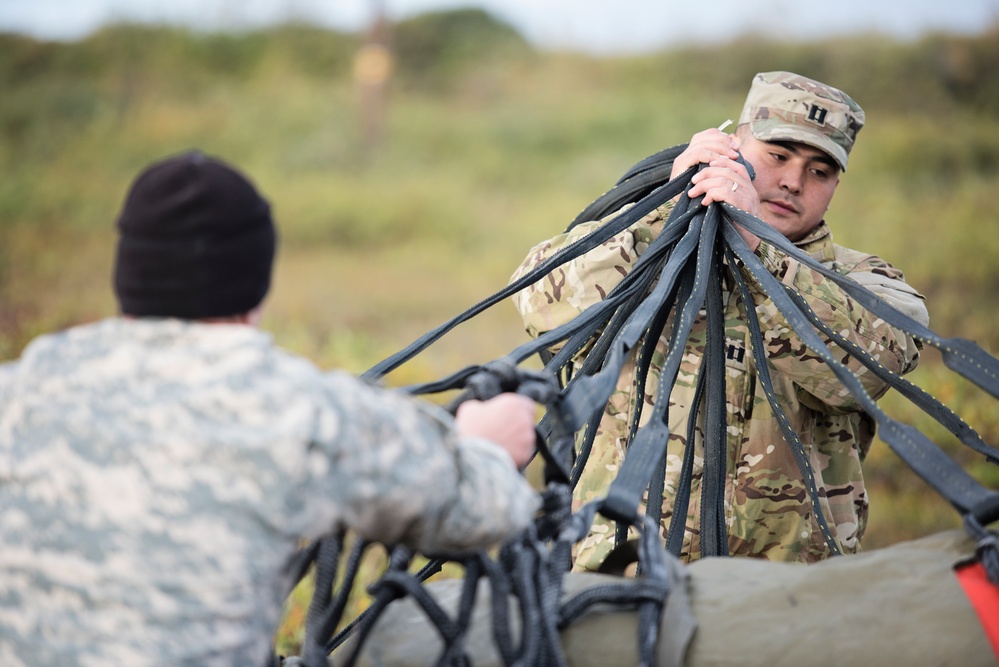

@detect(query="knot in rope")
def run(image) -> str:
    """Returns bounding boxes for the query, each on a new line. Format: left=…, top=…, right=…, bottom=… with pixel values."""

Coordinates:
left=462, top=358, right=560, bottom=404
left=535, top=483, right=574, bottom=541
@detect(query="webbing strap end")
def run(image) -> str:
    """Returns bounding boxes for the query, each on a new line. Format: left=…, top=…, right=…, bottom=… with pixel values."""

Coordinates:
left=973, top=495, right=999, bottom=527
left=599, top=489, right=641, bottom=526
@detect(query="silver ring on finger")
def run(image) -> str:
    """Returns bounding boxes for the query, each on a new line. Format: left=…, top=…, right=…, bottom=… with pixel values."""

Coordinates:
left=730, top=180, right=739, bottom=192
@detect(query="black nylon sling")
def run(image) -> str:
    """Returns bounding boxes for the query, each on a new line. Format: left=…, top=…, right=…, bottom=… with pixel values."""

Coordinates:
left=698, top=217, right=730, bottom=558
left=282, top=145, right=999, bottom=667
left=726, top=204, right=999, bottom=400
left=777, top=263, right=999, bottom=463
left=720, top=212, right=999, bottom=519
left=369, top=145, right=998, bottom=557
left=598, top=206, right=717, bottom=524
left=362, top=173, right=693, bottom=382
left=290, top=362, right=675, bottom=667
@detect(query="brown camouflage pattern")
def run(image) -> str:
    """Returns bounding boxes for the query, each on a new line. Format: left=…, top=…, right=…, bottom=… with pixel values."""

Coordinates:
left=738, top=71, right=866, bottom=171
left=510, top=202, right=926, bottom=568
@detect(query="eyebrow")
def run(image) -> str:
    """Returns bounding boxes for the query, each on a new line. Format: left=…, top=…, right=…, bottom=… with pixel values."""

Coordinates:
left=770, top=141, right=840, bottom=171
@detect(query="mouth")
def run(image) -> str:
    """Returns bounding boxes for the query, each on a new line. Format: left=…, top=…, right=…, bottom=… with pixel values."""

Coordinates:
left=762, top=198, right=799, bottom=216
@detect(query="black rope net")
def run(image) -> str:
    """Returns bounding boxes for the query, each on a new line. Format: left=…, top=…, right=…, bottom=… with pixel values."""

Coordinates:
left=275, top=145, right=999, bottom=667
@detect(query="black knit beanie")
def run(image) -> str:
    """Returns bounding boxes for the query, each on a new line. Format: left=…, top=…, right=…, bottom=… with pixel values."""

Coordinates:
left=113, top=150, right=276, bottom=319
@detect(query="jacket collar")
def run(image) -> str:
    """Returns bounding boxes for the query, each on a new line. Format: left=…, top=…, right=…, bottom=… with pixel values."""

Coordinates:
left=794, top=220, right=836, bottom=263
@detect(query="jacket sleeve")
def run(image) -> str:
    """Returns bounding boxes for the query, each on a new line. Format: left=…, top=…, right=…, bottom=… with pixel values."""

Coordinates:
left=308, top=371, right=540, bottom=555
left=0, top=361, right=14, bottom=405
left=510, top=202, right=673, bottom=343
left=740, top=240, right=927, bottom=413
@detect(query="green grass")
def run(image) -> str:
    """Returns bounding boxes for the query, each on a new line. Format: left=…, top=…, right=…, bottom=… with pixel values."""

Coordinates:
left=2, top=17, right=999, bottom=655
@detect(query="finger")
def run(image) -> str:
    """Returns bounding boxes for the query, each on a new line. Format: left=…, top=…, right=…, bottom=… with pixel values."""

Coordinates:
left=691, top=161, right=749, bottom=191
left=673, top=146, right=739, bottom=178
left=672, top=129, right=740, bottom=177
left=707, top=156, right=751, bottom=179
left=690, top=128, right=734, bottom=145
left=690, top=137, right=739, bottom=161
left=493, top=392, right=535, bottom=412
left=689, top=169, right=752, bottom=205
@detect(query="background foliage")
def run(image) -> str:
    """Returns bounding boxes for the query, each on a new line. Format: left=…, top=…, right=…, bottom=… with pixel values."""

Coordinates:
left=3, top=8, right=999, bottom=653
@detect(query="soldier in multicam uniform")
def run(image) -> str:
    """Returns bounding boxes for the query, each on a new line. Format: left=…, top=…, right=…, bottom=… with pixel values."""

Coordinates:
left=0, top=152, right=540, bottom=666
left=511, top=71, right=930, bottom=569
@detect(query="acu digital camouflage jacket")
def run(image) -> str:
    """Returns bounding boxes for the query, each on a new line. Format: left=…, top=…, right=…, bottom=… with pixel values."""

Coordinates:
left=510, top=202, right=927, bottom=568
left=0, top=318, right=539, bottom=666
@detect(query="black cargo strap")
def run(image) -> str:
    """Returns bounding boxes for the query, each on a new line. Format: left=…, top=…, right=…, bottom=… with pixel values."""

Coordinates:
left=966, top=512, right=999, bottom=586
left=546, top=162, right=842, bottom=556
left=535, top=149, right=998, bottom=557
left=720, top=208, right=999, bottom=519
left=369, top=143, right=997, bottom=558
left=284, top=144, right=999, bottom=667
left=288, top=362, right=675, bottom=667
left=362, top=171, right=693, bottom=382
left=724, top=204, right=999, bottom=400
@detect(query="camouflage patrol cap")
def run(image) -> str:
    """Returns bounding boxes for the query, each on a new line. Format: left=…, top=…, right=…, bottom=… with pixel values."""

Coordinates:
left=738, top=71, right=865, bottom=171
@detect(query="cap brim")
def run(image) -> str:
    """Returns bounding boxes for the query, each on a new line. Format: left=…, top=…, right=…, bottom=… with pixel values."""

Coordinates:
left=751, top=122, right=849, bottom=172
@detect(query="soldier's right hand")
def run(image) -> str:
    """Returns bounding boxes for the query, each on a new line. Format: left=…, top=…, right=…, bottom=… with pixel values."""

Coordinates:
left=454, top=393, right=537, bottom=469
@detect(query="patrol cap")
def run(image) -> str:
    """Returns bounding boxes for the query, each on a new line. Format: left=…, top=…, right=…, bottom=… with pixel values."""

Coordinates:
left=738, top=71, right=865, bottom=171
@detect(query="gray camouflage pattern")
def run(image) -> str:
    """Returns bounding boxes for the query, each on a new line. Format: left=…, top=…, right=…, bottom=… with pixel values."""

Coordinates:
left=0, top=318, right=539, bottom=666
left=510, top=201, right=927, bottom=568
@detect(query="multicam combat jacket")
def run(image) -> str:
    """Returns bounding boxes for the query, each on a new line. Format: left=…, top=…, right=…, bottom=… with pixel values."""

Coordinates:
left=510, top=202, right=927, bottom=568
left=0, top=318, right=539, bottom=666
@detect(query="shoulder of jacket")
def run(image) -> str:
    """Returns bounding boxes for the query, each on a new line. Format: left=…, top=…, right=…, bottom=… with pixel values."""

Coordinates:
left=829, top=243, right=896, bottom=274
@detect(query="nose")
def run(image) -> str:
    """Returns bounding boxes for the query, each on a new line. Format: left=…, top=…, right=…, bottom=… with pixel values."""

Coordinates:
left=778, top=166, right=803, bottom=195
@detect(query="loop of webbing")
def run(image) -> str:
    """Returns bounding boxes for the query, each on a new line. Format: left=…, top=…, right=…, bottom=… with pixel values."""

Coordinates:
left=665, top=370, right=702, bottom=557
left=557, top=207, right=706, bottom=436
left=600, top=202, right=715, bottom=529
left=566, top=146, right=686, bottom=232
left=555, top=503, right=673, bottom=667
left=300, top=537, right=347, bottom=667
left=334, top=546, right=417, bottom=667
left=590, top=214, right=707, bottom=524
left=566, top=143, right=755, bottom=233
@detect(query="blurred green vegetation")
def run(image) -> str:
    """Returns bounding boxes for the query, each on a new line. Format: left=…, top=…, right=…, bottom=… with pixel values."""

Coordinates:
left=2, top=9, right=999, bottom=654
